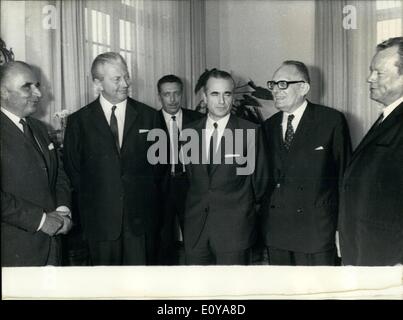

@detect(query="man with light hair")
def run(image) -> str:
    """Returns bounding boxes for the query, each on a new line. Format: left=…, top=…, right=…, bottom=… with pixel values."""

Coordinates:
left=63, top=52, right=161, bottom=265
left=339, top=37, right=403, bottom=266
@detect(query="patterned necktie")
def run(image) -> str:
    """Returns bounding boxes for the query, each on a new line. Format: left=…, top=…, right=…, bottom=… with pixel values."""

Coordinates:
left=207, top=122, right=218, bottom=175
left=284, top=114, right=295, bottom=150
left=110, top=105, right=120, bottom=153
left=19, top=118, right=43, bottom=155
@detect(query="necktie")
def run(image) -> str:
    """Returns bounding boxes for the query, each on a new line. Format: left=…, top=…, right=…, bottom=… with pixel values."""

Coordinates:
left=284, top=114, right=295, bottom=150
left=207, top=122, right=218, bottom=175
left=20, top=119, right=43, bottom=155
left=374, top=113, right=384, bottom=127
left=110, top=105, right=120, bottom=153
left=170, top=115, right=179, bottom=175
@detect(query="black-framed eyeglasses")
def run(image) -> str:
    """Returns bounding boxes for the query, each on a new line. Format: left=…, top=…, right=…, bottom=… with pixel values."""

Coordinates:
left=266, top=80, right=305, bottom=91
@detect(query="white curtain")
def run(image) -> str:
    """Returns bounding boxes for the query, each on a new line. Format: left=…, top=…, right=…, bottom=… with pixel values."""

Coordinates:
left=23, top=0, right=206, bottom=128
left=314, top=0, right=402, bottom=147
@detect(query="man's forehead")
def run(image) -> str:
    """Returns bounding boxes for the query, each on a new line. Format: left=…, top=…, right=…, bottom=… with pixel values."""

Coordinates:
left=160, top=82, right=182, bottom=92
left=373, top=46, right=399, bottom=67
left=273, top=65, right=300, bottom=80
left=8, top=66, right=38, bottom=85
left=206, top=77, right=234, bottom=91
left=101, top=61, right=128, bottom=74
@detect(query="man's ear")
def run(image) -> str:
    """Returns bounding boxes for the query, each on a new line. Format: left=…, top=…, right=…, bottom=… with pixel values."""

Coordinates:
left=202, top=89, right=207, bottom=103
left=93, top=78, right=103, bottom=93
left=301, top=82, right=310, bottom=96
left=0, top=86, right=9, bottom=101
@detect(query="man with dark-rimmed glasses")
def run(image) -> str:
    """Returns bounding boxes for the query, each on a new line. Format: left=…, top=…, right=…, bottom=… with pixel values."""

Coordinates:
left=260, top=60, right=352, bottom=266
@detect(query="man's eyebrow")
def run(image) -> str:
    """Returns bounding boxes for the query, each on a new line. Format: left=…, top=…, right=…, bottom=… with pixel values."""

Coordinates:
left=21, top=82, right=40, bottom=88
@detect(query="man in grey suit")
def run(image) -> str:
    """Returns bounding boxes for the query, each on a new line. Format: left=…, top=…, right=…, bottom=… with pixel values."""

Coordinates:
left=183, top=69, right=268, bottom=265
left=1, top=61, right=72, bottom=266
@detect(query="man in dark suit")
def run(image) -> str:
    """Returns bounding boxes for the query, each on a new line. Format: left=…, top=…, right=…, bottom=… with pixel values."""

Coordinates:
left=261, top=60, right=352, bottom=266
left=183, top=69, right=268, bottom=265
left=1, top=61, right=72, bottom=266
left=339, top=37, right=403, bottom=266
left=156, top=74, right=203, bottom=265
left=63, top=52, right=161, bottom=266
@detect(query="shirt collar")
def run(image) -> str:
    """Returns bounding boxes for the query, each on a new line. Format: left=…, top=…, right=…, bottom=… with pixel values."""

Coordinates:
left=206, top=113, right=231, bottom=130
left=99, top=92, right=127, bottom=111
left=382, top=96, right=403, bottom=120
left=162, top=108, right=182, bottom=123
left=1, top=107, right=25, bottom=129
left=283, top=100, right=308, bottom=118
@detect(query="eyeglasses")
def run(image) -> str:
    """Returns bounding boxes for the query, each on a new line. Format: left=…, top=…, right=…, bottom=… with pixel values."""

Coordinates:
left=266, top=80, right=305, bottom=91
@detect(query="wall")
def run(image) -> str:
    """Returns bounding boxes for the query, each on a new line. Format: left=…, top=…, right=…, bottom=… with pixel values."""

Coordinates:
left=205, top=0, right=316, bottom=119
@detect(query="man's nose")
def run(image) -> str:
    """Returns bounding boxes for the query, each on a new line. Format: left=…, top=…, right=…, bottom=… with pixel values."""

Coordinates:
left=121, top=77, right=130, bottom=87
left=218, top=94, right=225, bottom=104
left=169, top=94, right=175, bottom=104
left=31, top=85, right=42, bottom=98
left=367, top=71, right=376, bottom=83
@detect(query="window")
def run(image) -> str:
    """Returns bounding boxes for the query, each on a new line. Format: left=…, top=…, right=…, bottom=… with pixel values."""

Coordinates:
left=376, top=0, right=402, bottom=43
left=84, top=1, right=139, bottom=98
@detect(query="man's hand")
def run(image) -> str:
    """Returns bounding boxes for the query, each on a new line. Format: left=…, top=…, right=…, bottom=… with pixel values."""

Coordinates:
left=55, top=210, right=73, bottom=235
left=40, top=211, right=64, bottom=236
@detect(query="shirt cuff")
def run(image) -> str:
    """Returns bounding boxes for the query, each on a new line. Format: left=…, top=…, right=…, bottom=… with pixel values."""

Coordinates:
left=37, top=212, right=47, bottom=231
left=56, top=206, right=71, bottom=218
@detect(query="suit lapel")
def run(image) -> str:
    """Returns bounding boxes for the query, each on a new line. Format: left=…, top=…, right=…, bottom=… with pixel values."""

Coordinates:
left=351, top=102, right=403, bottom=162
left=122, top=99, right=138, bottom=150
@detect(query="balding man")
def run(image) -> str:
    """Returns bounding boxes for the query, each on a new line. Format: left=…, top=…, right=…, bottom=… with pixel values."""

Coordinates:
left=63, top=52, right=161, bottom=266
left=260, top=60, right=352, bottom=266
left=339, top=37, right=403, bottom=266
left=1, top=61, right=72, bottom=266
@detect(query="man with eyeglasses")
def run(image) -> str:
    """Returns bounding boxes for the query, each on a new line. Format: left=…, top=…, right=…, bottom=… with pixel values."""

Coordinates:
left=338, top=37, right=403, bottom=266
left=260, top=60, right=352, bottom=266
left=63, top=52, right=161, bottom=266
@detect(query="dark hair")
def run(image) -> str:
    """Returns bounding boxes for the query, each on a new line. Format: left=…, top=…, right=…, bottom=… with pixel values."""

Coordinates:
left=376, top=37, right=403, bottom=75
left=91, top=52, right=128, bottom=81
left=157, top=74, right=183, bottom=92
left=282, top=60, right=311, bottom=84
left=203, top=68, right=235, bottom=92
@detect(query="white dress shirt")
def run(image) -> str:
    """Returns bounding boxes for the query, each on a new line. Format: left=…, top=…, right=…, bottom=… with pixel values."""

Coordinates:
left=100, top=93, right=127, bottom=148
left=281, top=100, right=308, bottom=139
left=205, top=113, right=231, bottom=156
left=381, top=96, right=403, bottom=122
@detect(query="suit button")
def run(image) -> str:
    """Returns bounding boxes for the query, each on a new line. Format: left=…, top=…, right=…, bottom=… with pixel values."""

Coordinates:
left=297, top=208, right=303, bottom=214
left=270, top=205, right=276, bottom=209
left=299, top=186, right=304, bottom=191
left=204, top=207, right=209, bottom=213
left=276, top=183, right=281, bottom=188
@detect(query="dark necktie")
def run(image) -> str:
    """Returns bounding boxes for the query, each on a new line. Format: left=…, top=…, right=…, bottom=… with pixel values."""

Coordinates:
left=207, top=122, right=218, bottom=175
left=110, top=105, right=120, bottom=153
left=284, top=114, right=295, bottom=150
left=20, top=118, right=43, bottom=155
left=374, top=113, right=384, bottom=128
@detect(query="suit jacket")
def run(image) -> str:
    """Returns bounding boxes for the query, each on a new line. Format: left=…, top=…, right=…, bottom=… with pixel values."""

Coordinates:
left=339, top=101, right=403, bottom=266
left=261, top=102, right=352, bottom=253
left=183, top=115, right=268, bottom=252
left=63, top=97, right=161, bottom=242
left=1, top=112, right=71, bottom=266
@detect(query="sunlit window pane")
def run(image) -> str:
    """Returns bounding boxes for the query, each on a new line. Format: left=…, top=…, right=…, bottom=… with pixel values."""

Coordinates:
left=377, top=19, right=402, bottom=43
left=376, top=0, right=401, bottom=10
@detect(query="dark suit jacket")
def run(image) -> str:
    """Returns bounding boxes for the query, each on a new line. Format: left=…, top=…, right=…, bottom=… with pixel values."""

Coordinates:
left=339, top=101, right=403, bottom=266
left=63, top=97, right=161, bottom=243
left=183, top=115, right=268, bottom=252
left=261, top=102, right=352, bottom=253
left=1, top=112, right=71, bottom=266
